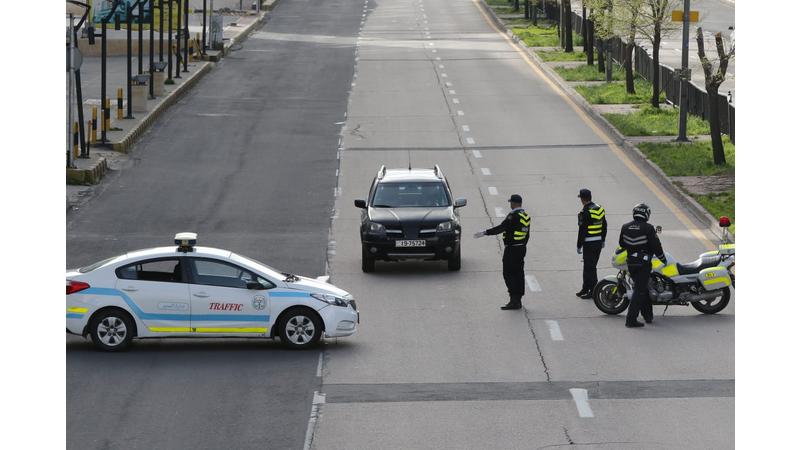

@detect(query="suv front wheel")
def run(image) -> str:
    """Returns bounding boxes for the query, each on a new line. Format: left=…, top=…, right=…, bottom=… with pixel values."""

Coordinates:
left=447, top=244, right=461, bottom=271
left=362, top=245, right=375, bottom=273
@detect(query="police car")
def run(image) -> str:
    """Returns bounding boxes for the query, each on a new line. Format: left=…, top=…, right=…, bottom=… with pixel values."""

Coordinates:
left=66, top=233, right=359, bottom=351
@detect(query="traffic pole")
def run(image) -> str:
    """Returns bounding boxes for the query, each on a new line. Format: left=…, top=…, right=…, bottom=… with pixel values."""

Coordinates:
left=677, top=0, right=691, bottom=142
left=104, top=98, right=111, bottom=133
left=183, top=0, right=189, bottom=72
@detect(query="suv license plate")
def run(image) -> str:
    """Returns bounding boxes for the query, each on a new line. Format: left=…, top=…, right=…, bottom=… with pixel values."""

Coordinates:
left=395, top=240, right=426, bottom=248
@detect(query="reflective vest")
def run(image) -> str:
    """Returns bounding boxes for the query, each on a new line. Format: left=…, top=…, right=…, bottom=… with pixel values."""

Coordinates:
left=504, top=210, right=531, bottom=243
left=586, top=203, right=605, bottom=236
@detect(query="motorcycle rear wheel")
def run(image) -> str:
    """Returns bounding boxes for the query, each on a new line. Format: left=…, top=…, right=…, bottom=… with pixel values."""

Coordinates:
left=593, top=280, right=629, bottom=315
left=691, top=287, right=731, bottom=314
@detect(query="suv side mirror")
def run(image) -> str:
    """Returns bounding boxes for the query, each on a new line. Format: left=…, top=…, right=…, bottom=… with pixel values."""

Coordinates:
left=354, top=199, right=367, bottom=209
left=453, top=198, right=467, bottom=208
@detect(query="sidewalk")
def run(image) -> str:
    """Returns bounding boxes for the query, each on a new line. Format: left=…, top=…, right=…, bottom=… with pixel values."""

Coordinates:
left=66, top=5, right=271, bottom=192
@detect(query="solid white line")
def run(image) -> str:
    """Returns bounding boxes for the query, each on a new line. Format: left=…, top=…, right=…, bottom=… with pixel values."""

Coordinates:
left=316, top=352, right=324, bottom=377
left=303, top=391, right=327, bottom=450
left=488, top=186, right=498, bottom=196
left=462, top=125, right=470, bottom=132
left=472, top=150, right=482, bottom=158
left=495, top=207, right=505, bottom=218
left=466, top=137, right=475, bottom=144
left=525, top=274, right=542, bottom=292
left=569, top=388, right=594, bottom=418
left=481, top=167, right=491, bottom=175
left=546, top=320, right=564, bottom=341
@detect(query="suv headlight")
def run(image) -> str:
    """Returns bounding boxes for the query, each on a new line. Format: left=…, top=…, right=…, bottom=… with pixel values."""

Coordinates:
left=310, top=293, right=349, bottom=307
left=437, top=221, right=456, bottom=232
left=368, top=222, right=385, bottom=233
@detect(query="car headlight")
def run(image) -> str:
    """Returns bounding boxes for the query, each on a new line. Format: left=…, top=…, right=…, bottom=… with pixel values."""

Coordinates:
left=310, top=293, right=349, bottom=307
left=437, top=221, right=456, bottom=232
left=368, top=222, right=385, bottom=233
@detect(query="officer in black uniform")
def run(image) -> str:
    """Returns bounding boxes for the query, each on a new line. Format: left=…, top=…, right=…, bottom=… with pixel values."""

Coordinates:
left=618, top=203, right=666, bottom=328
left=576, top=188, right=608, bottom=299
left=474, top=194, right=531, bottom=310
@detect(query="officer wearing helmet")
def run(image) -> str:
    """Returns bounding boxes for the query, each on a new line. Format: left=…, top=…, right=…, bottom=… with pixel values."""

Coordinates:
left=474, top=194, right=531, bottom=310
left=618, top=203, right=666, bottom=328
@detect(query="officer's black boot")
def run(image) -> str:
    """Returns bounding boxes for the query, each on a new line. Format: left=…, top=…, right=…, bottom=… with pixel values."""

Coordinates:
left=501, top=295, right=522, bottom=310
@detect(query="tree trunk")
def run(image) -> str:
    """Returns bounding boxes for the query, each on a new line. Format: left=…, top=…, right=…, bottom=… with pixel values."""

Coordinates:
left=605, top=39, right=613, bottom=82
left=597, top=38, right=605, bottom=72
left=650, top=29, right=661, bottom=108
left=625, top=41, right=635, bottom=94
left=582, top=6, right=587, bottom=53
left=514, top=0, right=520, bottom=12
left=707, top=85, right=726, bottom=165
left=587, top=17, right=594, bottom=65
left=564, top=1, right=574, bottom=52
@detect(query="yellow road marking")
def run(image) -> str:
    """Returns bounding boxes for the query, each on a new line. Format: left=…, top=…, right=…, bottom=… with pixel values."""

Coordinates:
left=471, top=0, right=715, bottom=250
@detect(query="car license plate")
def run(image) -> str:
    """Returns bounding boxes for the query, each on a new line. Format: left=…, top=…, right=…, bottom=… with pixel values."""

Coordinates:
left=395, top=240, right=426, bottom=247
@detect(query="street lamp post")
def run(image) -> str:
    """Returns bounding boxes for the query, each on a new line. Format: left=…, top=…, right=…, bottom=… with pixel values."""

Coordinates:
left=677, top=0, right=691, bottom=142
left=99, top=0, right=122, bottom=144
left=183, top=0, right=189, bottom=72
left=176, top=0, right=182, bottom=78
left=168, top=0, right=173, bottom=81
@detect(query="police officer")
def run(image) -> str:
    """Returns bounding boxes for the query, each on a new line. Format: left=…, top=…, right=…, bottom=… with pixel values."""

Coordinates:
left=474, top=194, right=531, bottom=310
left=576, top=188, right=607, bottom=299
left=618, top=203, right=665, bottom=328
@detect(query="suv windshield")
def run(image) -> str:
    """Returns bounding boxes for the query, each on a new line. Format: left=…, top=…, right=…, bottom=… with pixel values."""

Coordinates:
left=372, top=182, right=450, bottom=208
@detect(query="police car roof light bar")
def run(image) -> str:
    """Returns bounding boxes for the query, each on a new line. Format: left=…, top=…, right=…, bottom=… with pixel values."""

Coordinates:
left=174, top=232, right=197, bottom=252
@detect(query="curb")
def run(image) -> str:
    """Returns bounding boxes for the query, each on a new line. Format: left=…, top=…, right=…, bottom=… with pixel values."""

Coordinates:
left=477, top=1, right=726, bottom=240
left=223, top=9, right=270, bottom=56
left=111, top=62, right=213, bottom=152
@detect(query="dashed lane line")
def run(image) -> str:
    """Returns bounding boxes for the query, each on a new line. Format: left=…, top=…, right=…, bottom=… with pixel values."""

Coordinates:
left=569, top=388, right=594, bottom=418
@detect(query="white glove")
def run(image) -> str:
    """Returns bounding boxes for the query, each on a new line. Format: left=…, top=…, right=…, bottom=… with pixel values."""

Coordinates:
left=474, top=231, right=485, bottom=239
left=577, top=247, right=582, bottom=254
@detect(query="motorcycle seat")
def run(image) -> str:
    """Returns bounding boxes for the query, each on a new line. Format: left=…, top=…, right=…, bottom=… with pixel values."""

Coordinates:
left=677, top=255, right=721, bottom=275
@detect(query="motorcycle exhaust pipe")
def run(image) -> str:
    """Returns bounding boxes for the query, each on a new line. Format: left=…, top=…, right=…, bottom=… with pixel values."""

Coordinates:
left=681, top=290, right=725, bottom=302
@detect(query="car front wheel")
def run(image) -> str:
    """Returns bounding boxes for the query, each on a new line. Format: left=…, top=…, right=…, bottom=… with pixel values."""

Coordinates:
left=279, top=307, right=323, bottom=349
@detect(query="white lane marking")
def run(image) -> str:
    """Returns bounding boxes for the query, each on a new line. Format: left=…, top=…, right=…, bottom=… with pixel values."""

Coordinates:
left=435, top=57, right=441, bottom=60
left=462, top=125, right=470, bottom=132
left=466, top=137, right=475, bottom=144
left=316, top=352, right=324, bottom=377
left=495, top=207, right=505, bottom=217
left=303, top=391, right=327, bottom=450
left=439, top=64, right=445, bottom=69
left=453, top=98, right=460, bottom=104
left=569, top=389, right=594, bottom=418
left=525, top=274, right=542, bottom=292
left=431, top=49, right=436, bottom=52
left=456, top=110, right=464, bottom=116
left=449, top=89, right=456, bottom=94
left=546, top=320, right=564, bottom=341
left=488, top=186, right=498, bottom=196
left=442, top=73, right=448, bottom=77
left=472, top=150, right=482, bottom=158
left=481, top=167, right=491, bottom=175
left=445, top=81, right=452, bottom=86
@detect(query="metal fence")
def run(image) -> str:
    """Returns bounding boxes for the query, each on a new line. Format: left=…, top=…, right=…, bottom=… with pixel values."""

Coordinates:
left=543, top=9, right=736, bottom=143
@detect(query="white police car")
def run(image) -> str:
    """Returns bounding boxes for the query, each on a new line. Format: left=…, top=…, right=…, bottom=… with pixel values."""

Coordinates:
left=66, top=233, right=358, bottom=351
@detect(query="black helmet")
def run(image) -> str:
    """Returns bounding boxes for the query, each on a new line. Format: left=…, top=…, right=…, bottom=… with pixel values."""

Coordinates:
left=632, top=203, right=651, bottom=221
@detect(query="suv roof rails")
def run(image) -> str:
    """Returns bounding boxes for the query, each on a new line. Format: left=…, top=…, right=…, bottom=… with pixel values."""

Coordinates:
left=433, top=164, right=443, bottom=179
left=377, top=165, right=387, bottom=180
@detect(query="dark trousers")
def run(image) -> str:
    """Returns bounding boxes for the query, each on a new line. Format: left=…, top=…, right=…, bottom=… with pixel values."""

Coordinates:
left=503, top=245, right=527, bottom=303
left=626, top=262, right=653, bottom=324
left=581, top=241, right=602, bottom=293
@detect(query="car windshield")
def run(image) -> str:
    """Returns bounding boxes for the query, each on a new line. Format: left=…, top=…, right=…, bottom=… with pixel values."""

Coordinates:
left=78, top=256, right=120, bottom=273
left=229, top=252, right=285, bottom=280
left=372, top=182, right=450, bottom=208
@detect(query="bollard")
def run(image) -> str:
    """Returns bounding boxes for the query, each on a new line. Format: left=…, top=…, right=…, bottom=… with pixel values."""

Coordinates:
left=117, top=88, right=124, bottom=120
left=86, top=120, right=93, bottom=155
left=91, top=106, right=98, bottom=143
left=73, top=122, right=80, bottom=159
left=104, top=98, right=111, bottom=133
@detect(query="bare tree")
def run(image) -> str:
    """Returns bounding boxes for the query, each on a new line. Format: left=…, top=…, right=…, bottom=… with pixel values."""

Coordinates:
left=587, top=0, right=616, bottom=81
left=697, top=27, right=734, bottom=165
left=637, top=0, right=680, bottom=107
left=564, top=0, right=574, bottom=52
left=614, top=0, right=644, bottom=94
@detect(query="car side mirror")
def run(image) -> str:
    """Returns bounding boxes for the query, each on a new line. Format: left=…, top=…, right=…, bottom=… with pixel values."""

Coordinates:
left=354, top=199, right=367, bottom=209
left=246, top=281, right=266, bottom=290
left=454, top=198, right=467, bottom=208
left=655, top=225, right=662, bottom=234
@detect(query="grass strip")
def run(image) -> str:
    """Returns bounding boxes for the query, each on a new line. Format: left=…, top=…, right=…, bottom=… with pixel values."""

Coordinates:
left=554, top=64, right=623, bottom=81
left=510, top=24, right=583, bottom=47
left=638, top=138, right=735, bottom=176
left=603, top=106, right=710, bottom=136
left=536, top=49, right=596, bottom=62
left=691, top=190, right=735, bottom=232
left=574, top=78, right=666, bottom=103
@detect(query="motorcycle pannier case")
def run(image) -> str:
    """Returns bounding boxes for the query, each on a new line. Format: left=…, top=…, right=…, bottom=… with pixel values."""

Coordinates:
left=699, top=266, right=732, bottom=290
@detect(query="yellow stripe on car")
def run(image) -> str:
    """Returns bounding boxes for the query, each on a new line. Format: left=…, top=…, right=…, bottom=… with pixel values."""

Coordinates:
left=67, top=307, right=89, bottom=314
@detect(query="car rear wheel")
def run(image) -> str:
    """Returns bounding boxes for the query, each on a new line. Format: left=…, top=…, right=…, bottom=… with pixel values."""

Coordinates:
left=89, top=308, right=134, bottom=352
left=447, top=244, right=461, bottom=271
left=279, top=307, right=323, bottom=349
left=362, top=245, right=375, bottom=273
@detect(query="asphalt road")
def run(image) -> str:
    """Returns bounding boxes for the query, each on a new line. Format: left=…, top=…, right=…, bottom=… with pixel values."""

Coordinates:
left=66, top=0, right=360, bottom=448
left=312, top=0, right=734, bottom=448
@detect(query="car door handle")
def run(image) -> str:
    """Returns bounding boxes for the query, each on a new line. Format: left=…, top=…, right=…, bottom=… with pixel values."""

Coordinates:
left=121, top=286, right=138, bottom=292
left=193, top=292, right=210, bottom=298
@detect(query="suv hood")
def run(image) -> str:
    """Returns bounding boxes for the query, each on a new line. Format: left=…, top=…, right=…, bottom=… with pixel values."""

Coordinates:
left=368, top=207, right=453, bottom=225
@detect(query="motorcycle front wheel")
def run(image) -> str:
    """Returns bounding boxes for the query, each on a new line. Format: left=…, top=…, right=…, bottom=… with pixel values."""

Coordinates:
left=593, top=280, right=630, bottom=315
left=691, top=287, right=731, bottom=314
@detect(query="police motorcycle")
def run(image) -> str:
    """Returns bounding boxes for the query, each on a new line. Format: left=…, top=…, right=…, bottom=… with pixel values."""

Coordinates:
left=593, top=216, right=735, bottom=315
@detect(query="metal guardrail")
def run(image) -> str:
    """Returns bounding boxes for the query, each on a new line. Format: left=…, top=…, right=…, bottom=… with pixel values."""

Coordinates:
left=538, top=5, right=735, bottom=143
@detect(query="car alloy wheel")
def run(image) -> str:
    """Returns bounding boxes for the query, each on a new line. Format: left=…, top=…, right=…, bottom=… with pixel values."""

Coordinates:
left=97, top=316, right=128, bottom=347
left=285, top=315, right=316, bottom=345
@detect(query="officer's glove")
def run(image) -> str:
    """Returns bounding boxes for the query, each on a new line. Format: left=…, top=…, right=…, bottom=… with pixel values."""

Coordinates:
left=473, top=231, right=486, bottom=239
left=601, top=241, right=605, bottom=249
left=577, top=247, right=582, bottom=254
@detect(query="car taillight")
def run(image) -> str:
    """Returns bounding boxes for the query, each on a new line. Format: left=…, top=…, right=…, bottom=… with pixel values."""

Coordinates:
left=67, top=280, right=90, bottom=295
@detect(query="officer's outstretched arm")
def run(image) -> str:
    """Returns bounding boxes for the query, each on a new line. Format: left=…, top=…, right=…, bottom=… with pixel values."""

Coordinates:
left=485, top=216, right=512, bottom=236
